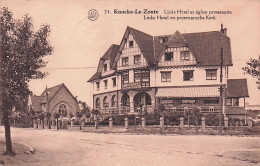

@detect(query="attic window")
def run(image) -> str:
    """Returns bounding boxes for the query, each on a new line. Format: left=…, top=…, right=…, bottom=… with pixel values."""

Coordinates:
left=160, top=37, right=168, bottom=43
left=165, top=52, right=173, bottom=61
left=134, top=55, right=141, bottom=64
left=180, top=51, right=190, bottom=60
left=122, top=57, right=128, bottom=66
left=104, top=64, right=107, bottom=72
left=129, top=41, right=134, bottom=48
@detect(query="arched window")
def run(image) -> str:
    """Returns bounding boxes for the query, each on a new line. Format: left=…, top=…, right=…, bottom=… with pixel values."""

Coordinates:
left=111, top=95, right=117, bottom=107
left=121, top=93, right=130, bottom=106
left=58, top=104, right=67, bottom=117
left=103, top=96, right=108, bottom=108
left=96, top=98, right=100, bottom=108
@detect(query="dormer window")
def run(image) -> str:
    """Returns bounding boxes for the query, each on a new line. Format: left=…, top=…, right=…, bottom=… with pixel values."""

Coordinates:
left=122, top=57, right=128, bottom=66
left=104, top=64, right=107, bottom=72
left=134, top=55, right=141, bottom=64
left=129, top=41, right=134, bottom=48
left=159, top=37, right=168, bottom=43
left=165, top=52, right=173, bottom=61
left=180, top=51, right=190, bottom=60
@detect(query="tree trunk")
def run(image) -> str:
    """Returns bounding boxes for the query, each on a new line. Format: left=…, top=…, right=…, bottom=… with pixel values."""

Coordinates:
left=56, top=118, right=59, bottom=130
left=195, top=116, right=198, bottom=134
left=48, top=118, right=51, bottom=129
left=188, top=115, right=190, bottom=126
left=3, top=106, right=13, bottom=153
left=42, top=117, right=44, bottom=129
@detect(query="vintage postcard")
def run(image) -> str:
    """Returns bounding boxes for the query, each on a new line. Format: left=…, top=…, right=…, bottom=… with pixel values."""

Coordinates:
left=0, top=0, right=259, bottom=165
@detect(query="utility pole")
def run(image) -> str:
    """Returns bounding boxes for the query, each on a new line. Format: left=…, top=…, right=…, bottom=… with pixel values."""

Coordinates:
left=219, top=47, right=224, bottom=133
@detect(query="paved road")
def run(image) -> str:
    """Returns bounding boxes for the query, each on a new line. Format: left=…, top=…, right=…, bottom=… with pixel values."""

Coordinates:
left=0, top=127, right=259, bottom=166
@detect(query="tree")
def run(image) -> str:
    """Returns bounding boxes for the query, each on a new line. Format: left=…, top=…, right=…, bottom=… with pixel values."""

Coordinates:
left=242, top=56, right=260, bottom=89
left=0, top=7, right=52, bottom=154
left=75, top=110, right=83, bottom=130
left=53, top=112, right=60, bottom=130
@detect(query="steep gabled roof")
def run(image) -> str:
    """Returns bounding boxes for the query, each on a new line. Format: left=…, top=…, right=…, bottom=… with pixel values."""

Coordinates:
left=88, top=72, right=101, bottom=82
left=227, top=79, right=249, bottom=98
left=128, top=27, right=155, bottom=65
left=182, top=31, right=232, bottom=66
left=88, top=26, right=233, bottom=82
left=30, top=95, right=45, bottom=112
left=88, top=44, right=119, bottom=82
left=41, top=83, right=63, bottom=100
left=100, top=44, right=120, bottom=67
left=167, top=31, right=187, bottom=47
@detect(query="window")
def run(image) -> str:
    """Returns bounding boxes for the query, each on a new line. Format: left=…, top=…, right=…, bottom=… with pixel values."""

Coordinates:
left=183, top=70, right=193, bottom=81
left=103, top=96, right=108, bottom=108
left=122, top=57, right=128, bottom=66
left=112, top=78, right=116, bottom=87
left=129, top=41, right=133, bottom=47
left=104, top=80, right=108, bottom=89
left=165, top=52, right=173, bottom=61
left=122, top=93, right=130, bottom=106
left=111, top=95, right=117, bottom=107
left=227, top=98, right=232, bottom=106
left=96, top=98, right=100, bottom=108
left=58, top=104, right=67, bottom=117
left=141, top=70, right=150, bottom=82
left=134, top=55, right=141, bottom=64
left=206, top=69, right=217, bottom=80
left=161, top=71, right=171, bottom=82
left=181, top=100, right=196, bottom=105
left=227, top=98, right=239, bottom=106
left=180, top=51, right=190, bottom=60
left=104, top=64, right=107, bottom=72
left=204, top=98, right=219, bottom=105
left=96, top=82, right=100, bottom=91
left=159, top=37, right=168, bottom=43
left=134, top=70, right=141, bottom=82
left=122, top=71, right=129, bottom=84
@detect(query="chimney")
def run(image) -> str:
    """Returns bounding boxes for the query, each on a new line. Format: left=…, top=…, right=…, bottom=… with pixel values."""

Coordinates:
left=220, top=24, right=227, bottom=35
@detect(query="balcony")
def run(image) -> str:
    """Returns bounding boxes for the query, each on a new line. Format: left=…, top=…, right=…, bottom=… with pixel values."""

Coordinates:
left=158, top=60, right=196, bottom=67
left=164, top=106, right=220, bottom=114
left=117, top=62, right=148, bottom=71
left=121, top=82, right=150, bottom=90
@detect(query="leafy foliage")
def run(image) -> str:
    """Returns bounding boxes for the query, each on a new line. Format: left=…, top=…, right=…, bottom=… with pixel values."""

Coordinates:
left=1, top=7, right=53, bottom=110
left=0, top=7, right=53, bottom=153
left=242, top=57, right=260, bottom=89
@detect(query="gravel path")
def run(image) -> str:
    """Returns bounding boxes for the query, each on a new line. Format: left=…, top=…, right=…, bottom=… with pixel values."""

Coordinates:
left=0, top=127, right=259, bottom=166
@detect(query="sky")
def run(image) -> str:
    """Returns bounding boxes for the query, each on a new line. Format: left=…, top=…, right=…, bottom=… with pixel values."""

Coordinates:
left=1, top=0, right=260, bottom=107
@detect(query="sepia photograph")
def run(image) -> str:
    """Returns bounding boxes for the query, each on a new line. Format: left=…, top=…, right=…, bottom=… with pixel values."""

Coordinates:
left=0, top=0, right=259, bottom=165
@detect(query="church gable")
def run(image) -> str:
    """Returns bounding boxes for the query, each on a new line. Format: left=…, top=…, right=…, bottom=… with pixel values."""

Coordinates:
left=48, top=85, right=79, bottom=115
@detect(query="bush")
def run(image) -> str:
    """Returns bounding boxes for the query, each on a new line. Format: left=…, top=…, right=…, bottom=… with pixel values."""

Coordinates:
left=165, top=112, right=185, bottom=126
left=204, top=113, right=219, bottom=126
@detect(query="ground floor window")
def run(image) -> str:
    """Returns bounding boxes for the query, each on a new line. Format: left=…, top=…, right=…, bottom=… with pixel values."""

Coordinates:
left=111, top=95, right=117, bottom=107
left=204, top=98, right=219, bottom=105
left=96, top=98, right=100, bottom=108
left=122, top=93, right=130, bottom=106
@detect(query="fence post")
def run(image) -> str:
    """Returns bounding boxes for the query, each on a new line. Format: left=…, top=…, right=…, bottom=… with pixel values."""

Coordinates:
left=160, top=117, right=165, bottom=134
left=201, top=117, right=205, bottom=131
left=95, top=118, right=98, bottom=129
left=247, top=117, right=252, bottom=129
left=71, top=119, right=74, bottom=127
left=180, top=117, right=184, bottom=129
left=125, top=118, right=129, bottom=129
left=109, top=118, right=113, bottom=128
left=224, top=117, right=228, bottom=128
left=141, top=118, right=146, bottom=128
